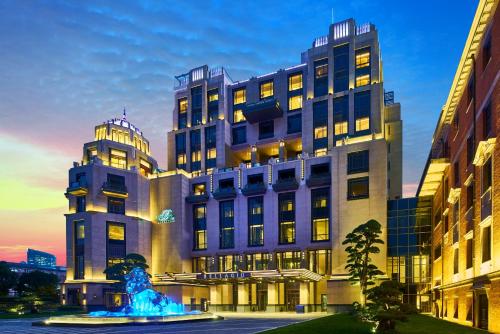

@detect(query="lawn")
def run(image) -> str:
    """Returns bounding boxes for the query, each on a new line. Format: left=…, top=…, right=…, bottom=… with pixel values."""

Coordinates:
left=260, top=314, right=486, bottom=334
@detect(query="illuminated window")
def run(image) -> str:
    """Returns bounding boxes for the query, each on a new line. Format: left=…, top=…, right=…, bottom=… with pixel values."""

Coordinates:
left=106, top=222, right=126, bottom=273
left=315, top=63, right=328, bottom=78
left=191, top=150, right=201, bottom=162
left=335, top=121, right=348, bottom=135
left=178, top=98, right=188, bottom=113
left=177, top=153, right=186, bottom=165
left=356, top=74, right=370, bottom=87
left=288, top=95, right=302, bottom=111
left=193, top=183, right=206, bottom=195
left=312, top=218, right=329, bottom=241
left=233, top=88, right=246, bottom=104
left=288, top=73, right=303, bottom=91
left=260, top=81, right=274, bottom=99
left=355, top=50, right=370, bottom=69
left=207, top=148, right=216, bottom=159
left=279, top=193, right=295, bottom=244
left=348, top=177, right=369, bottom=200
left=248, top=196, right=264, bottom=246
left=315, top=148, right=327, bottom=157
left=86, top=147, right=97, bottom=163
left=233, top=109, right=246, bottom=123
left=355, top=117, right=370, bottom=132
left=208, top=90, right=218, bottom=102
left=109, top=149, right=127, bottom=169
left=314, top=126, right=327, bottom=139
left=108, top=223, right=125, bottom=241
left=193, top=204, right=207, bottom=250
left=76, top=221, right=85, bottom=239
left=220, top=201, right=235, bottom=249
left=308, top=249, right=331, bottom=275
left=74, top=221, right=85, bottom=280
left=139, top=159, right=152, bottom=176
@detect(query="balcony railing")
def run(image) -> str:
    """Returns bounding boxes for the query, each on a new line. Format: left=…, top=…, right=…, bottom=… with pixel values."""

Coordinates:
left=66, top=180, right=88, bottom=196
left=465, top=206, right=474, bottom=232
left=272, top=178, right=299, bottom=192
left=481, top=187, right=492, bottom=222
left=241, top=182, right=267, bottom=196
left=452, top=224, right=459, bottom=244
left=212, top=187, right=237, bottom=200
left=185, top=192, right=210, bottom=204
left=306, top=173, right=331, bottom=187
left=101, top=181, right=128, bottom=198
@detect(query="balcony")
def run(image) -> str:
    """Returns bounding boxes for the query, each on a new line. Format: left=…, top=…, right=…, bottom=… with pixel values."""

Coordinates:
left=465, top=206, right=474, bottom=232
left=241, top=182, right=267, bottom=196
left=185, top=192, right=210, bottom=204
left=243, top=98, right=283, bottom=124
left=212, top=187, right=237, bottom=200
left=101, top=181, right=128, bottom=198
left=481, top=187, right=492, bottom=222
left=272, top=178, right=299, bottom=192
left=306, top=173, right=331, bottom=187
left=66, top=180, right=88, bottom=196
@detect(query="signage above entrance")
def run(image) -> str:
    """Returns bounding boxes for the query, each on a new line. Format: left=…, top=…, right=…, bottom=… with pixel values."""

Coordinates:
left=196, top=272, right=251, bottom=280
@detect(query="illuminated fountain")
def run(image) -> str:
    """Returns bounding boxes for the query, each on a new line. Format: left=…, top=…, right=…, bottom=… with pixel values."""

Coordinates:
left=35, top=267, right=222, bottom=327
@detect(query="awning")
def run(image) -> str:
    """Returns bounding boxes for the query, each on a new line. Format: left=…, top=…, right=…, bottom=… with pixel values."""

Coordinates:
left=154, top=269, right=323, bottom=285
left=418, top=158, right=449, bottom=197
left=243, top=99, right=283, bottom=124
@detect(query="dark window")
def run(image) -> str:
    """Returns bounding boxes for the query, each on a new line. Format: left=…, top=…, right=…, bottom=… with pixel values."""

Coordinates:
left=466, top=183, right=474, bottom=209
left=278, top=168, right=295, bottom=181
left=107, top=174, right=125, bottom=188
left=334, top=96, right=349, bottom=136
left=482, top=158, right=492, bottom=193
left=191, top=86, right=202, bottom=126
left=106, top=222, right=126, bottom=276
left=248, top=196, right=264, bottom=246
left=311, top=188, right=330, bottom=241
left=74, top=221, right=85, bottom=279
left=287, top=114, right=302, bottom=134
left=347, top=177, right=369, bottom=200
left=453, top=248, right=459, bottom=274
left=108, top=197, right=125, bottom=214
left=190, top=129, right=201, bottom=151
left=313, top=100, right=328, bottom=150
left=248, top=174, right=264, bottom=185
left=454, top=161, right=460, bottom=187
left=314, top=58, right=328, bottom=97
left=232, top=126, right=246, bottom=145
left=176, top=132, right=186, bottom=152
left=193, top=204, right=207, bottom=250
left=259, top=120, right=274, bottom=140
left=279, top=192, right=295, bottom=244
left=76, top=196, right=86, bottom=213
left=334, top=44, right=349, bottom=92
left=434, top=244, right=442, bottom=259
left=347, top=150, right=369, bottom=174
left=219, top=201, right=234, bottom=249
left=219, top=178, right=234, bottom=189
left=205, top=126, right=216, bottom=148
left=483, top=102, right=491, bottom=138
left=467, top=77, right=474, bottom=106
left=354, top=90, right=371, bottom=133
left=467, top=135, right=474, bottom=165
left=311, top=163, right=330, bottom=176
left=466, top=238, right=473, bottom=269
left=482, top=226, right=491, bottom=262
left=482, top=33, right=491, bottom=70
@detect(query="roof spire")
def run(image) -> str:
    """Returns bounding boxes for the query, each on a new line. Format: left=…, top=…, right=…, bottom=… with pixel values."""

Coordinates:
left=122, top=107, right=127, bottom=120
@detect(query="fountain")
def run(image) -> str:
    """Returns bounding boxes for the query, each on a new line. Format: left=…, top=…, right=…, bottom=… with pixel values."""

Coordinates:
left=33, top=267, right=222, bottom=327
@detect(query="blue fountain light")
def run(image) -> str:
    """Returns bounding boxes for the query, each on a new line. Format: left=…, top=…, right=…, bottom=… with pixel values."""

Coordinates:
left=89, top=267, right=197, bottom=317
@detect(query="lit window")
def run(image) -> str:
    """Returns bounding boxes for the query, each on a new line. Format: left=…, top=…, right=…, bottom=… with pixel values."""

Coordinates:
left=76, top=222, right=85, bottom=239
left=195, top=230, right=207, bottom=249
left=193, top=183, right=205, bottom=195
left=233, top=109, right=246, bottom=123
left=289, top=95, right=303, bottom=111
left=139, top=159, right=152, bottom=176
left=208, top=91, right=218, bottom=102
left=315, top=63, right=328, bottom=78
left=260, top=81, right=274, bottom=99
left=233, top=89, right=246, bottom=104
left=355, top=51, right=370, bottom=68
left=314, top=148, right=327, bottom=157
left=335, top=121, right=348, bottom=135
left=356, top=74, right=370, bottom=87
left=281, top=201, right=294, bottom=212
left=109, top=149, right=127, bottom=169
left=314, top=126, right=327, bottom=139
left=108, top=224, right=125, bottom=241
left=289, top=73, right=303, bottom=91
left=191, top=150, right=201, bottom=162
left=179, top=98, right=188, bottom=113
left=207, top=148, right=216, bottom=159
left=355, top=117, right=370, bottom=131
left=312, top=218, right=329, bottom=241
left=177, top=153, right=186, bottom=165
left=313, top=198, right=327, bottom=208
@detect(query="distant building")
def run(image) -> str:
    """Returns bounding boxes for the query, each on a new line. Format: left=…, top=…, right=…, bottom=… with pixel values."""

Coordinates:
left=7, top=262, right=66, bottom=283
left=27, top=248, right=56, bottom=268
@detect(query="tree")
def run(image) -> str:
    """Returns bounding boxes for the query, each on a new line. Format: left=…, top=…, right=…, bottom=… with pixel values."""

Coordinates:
left=366, top=280, right=406, bottom=332
left=343, top=219, right=384, bottom=305
left=16, top=270, right=59, bottom=299
left=104, top=253, right=149, bottom=291
left=0, top=261, right=17, bottom=296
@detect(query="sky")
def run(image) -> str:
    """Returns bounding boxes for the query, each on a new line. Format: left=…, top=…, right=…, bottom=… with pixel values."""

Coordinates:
left=0, top=0, right=477, bottom=265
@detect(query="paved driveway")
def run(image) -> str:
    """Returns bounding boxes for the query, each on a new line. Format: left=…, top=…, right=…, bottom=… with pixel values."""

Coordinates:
left=0, top=313, right=325, bottom=334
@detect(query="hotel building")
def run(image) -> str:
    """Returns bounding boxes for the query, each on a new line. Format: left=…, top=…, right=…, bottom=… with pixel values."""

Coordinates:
left=63, top=18, right=402, bottom=312
left=417, top=0, right=499, bottom=331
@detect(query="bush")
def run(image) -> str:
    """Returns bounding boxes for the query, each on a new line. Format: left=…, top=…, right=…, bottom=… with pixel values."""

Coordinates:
left=400, top=303, right=419, bottom=315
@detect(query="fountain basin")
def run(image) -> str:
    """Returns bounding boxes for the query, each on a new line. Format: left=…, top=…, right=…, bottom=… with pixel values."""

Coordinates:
left=33, top=312, right=223, bottom=327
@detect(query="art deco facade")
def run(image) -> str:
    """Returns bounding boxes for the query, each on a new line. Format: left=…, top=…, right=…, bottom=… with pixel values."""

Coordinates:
left=417, top=0, right=499, bottom=331
left=63, top=18, right=402, bottom=312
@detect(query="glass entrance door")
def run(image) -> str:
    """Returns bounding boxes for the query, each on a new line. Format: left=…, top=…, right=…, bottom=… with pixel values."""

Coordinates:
left=478, top=293, right=488, bottom=330
left=285, top=281, right=300, bottom=311
left=256, top=283, right=268, bottom=311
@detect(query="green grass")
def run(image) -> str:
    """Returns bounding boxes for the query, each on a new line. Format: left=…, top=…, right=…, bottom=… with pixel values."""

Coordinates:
left=0, top=310, right=85, bottom=319
left=260, top=314, right=486, bottom=334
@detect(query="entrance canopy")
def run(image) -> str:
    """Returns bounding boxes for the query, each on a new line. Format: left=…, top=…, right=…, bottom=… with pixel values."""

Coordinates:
left=154, top=269, right=323, bottom=285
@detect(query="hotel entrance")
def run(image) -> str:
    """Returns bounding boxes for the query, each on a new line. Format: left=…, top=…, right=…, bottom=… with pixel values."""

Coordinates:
left=285, top=281, right=300, bottom=311
left=256, top=282, right=268, bottom=311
